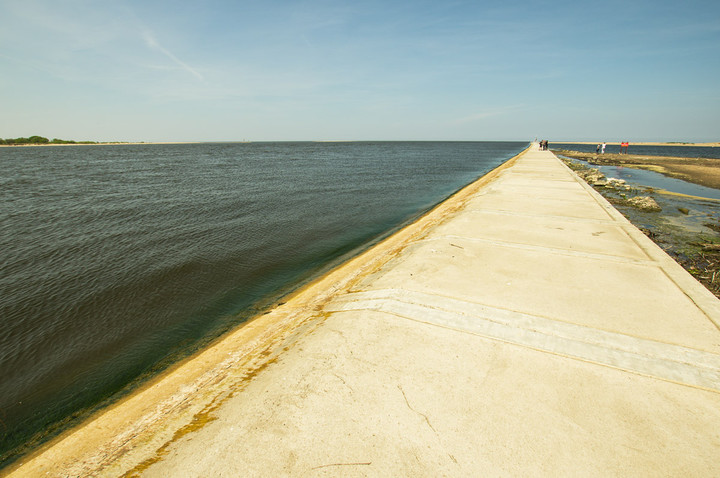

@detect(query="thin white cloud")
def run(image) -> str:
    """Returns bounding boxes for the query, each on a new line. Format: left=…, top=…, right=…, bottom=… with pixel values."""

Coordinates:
left=143, top=31, right=204, bottom=81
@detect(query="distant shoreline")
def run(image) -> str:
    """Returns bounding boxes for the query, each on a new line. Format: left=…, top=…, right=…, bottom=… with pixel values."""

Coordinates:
left=0, top=141, right=204, bottom=147
left=3, top=140, right=718, bottom=148
left=553, top=141, right=720, bottom=147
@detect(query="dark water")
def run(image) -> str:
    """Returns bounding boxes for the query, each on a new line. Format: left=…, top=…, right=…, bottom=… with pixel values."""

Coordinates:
left=551, top=142, right=720, bottom=159
left=0, top=141, right=525, bottom=464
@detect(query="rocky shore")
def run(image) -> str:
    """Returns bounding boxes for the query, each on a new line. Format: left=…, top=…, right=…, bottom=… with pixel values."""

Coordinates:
left=555, top=149, right=720, bottom=189
left=559, top=154, right=720, bottom=299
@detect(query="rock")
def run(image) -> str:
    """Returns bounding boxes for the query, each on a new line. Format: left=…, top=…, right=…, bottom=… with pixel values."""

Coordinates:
left=627, top=196, right=661, bottom=212
left=578, top=168, right=605, bottom=183
left=605, top=178, right=630, bottom=190
left=678, top=207, right=690, bottom=215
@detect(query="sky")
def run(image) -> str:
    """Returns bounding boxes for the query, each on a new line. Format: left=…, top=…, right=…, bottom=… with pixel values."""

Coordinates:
left=1, top=0, right=719, bottom=142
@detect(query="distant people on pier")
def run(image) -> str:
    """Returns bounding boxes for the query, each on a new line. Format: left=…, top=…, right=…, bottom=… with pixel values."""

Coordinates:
left=539, top=139, right=548, bottom=150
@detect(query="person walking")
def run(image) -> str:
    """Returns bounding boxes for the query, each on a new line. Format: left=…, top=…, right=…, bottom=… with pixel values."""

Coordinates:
left=601, top=142, right=606, bottom=154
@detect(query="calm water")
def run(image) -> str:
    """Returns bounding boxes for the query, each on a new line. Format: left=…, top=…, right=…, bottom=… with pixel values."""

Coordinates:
left=0, top=141, right=525, bottom=464
left=597, top=164, right=720, bottom=201
left=558, top=153, right=720, bottom=240
left=551, top=142, right=720, bottom=159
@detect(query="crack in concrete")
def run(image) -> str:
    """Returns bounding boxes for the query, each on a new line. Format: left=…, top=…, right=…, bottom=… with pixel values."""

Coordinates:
left=398, top=385, right=436, bottom=433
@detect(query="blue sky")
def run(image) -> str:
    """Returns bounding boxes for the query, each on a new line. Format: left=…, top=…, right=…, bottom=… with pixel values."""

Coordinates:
left=1, top=0, right=718, bottom=142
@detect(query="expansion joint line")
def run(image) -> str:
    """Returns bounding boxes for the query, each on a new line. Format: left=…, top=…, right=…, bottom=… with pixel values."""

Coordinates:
left=327, top=290, right=720, bottom=393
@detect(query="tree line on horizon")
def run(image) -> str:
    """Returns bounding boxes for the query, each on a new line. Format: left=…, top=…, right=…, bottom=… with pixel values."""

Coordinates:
left=0, top=135, right=97, bottom=145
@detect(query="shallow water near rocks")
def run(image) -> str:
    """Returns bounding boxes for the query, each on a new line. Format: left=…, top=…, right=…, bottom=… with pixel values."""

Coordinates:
left=596, top=164, right=720, bottom=201
left=561, top=155, right=720, bottom=259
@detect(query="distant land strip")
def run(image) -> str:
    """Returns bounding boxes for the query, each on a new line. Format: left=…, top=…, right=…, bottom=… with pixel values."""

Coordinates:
left=0, top=136, right=203, bottom=146
left=0, top=135, right=103, bottom=145
left=554, top=141, right=720, bottom=147
left=3, top=137, right=718, bottom=147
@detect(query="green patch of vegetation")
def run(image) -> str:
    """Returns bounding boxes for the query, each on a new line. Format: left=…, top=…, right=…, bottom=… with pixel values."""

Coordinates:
left=0, top=136, right=97, bottom=145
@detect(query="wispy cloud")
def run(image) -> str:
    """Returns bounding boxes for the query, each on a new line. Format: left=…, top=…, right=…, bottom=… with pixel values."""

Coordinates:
left=143, top=31, right=204, bottom=81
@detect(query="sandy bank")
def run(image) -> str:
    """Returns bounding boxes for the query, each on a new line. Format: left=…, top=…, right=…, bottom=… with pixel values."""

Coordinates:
left=554, top=149, right=720, bottom=190
left=3, top=149, right=527, bottom=477
left=554, top=141, right=720, bottom=147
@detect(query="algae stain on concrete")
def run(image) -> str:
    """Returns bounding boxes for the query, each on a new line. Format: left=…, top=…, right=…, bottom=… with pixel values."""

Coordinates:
left=120, top=397, right=224, bottom=478
left=119, top=353, right=280, bottom=477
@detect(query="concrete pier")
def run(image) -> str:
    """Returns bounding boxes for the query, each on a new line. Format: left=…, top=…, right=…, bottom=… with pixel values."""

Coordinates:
left=7, top=144, right=720, bottom=476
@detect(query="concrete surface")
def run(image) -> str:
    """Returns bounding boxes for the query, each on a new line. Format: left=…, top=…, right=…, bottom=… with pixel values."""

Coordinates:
left=7, top=144, right=720, bottom=477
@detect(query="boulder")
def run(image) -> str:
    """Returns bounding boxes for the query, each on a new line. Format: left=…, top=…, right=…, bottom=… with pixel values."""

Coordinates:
left=578, top=168, right=605, bottom=183
left=627, top=196, right=661, bottom=212
left=606, top=178, right=630, bottom=191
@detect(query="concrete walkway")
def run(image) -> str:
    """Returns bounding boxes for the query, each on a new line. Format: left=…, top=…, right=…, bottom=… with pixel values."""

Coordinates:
left=8, top=145, right=720, bottom=477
